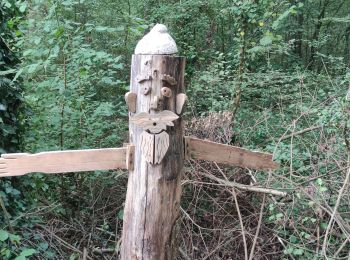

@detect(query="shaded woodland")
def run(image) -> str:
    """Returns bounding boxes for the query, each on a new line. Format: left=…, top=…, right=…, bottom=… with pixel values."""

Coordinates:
left=1, top=0, right=350, bottom=259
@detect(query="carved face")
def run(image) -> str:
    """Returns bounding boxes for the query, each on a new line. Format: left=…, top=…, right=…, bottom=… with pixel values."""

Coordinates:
left=125, top=67, right=187, bottom=164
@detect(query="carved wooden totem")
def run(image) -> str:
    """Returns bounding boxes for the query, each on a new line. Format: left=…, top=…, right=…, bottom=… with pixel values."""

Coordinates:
left=121, top=27, right=187, bottom=257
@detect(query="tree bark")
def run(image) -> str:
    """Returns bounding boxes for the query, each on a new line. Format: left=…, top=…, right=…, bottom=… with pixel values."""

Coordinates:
left=121, top=54, right=185, bottom=260
left=309, top=0, right=329, bottom=69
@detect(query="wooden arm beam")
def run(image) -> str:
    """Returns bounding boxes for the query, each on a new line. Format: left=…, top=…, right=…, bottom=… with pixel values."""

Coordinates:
left=184, top=137, right=279, bottom=170
left=0, top=147, right=131, bottom=177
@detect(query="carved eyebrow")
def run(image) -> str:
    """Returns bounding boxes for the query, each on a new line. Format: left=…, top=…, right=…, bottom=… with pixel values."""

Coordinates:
left=161, top=74, right=177, bottom=85
left=136, top=73, right=152, bottom=83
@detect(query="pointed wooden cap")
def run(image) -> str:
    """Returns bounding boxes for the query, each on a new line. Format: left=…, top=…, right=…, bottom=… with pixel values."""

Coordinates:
left=134, top=24, right=178, bottom=55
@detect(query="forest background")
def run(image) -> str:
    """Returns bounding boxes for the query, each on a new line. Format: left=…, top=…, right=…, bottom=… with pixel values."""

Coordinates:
left=1, top=0, right=350, bottom=259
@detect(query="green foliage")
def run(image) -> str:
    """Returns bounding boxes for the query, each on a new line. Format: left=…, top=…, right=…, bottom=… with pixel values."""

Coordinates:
left=0, top=229, right=36, bottom=260
left=1, top=0, right=350, bottom=258
left=0, top=0, right=25, bottom=153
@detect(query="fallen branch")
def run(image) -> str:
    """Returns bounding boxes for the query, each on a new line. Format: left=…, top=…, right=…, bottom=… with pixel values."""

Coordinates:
left=213, top=162, right=249, bottom=260
left=277, top=125, right=321, bottom=142
left=322, top=120, right=350, bottom=257
left=192, top=160, right=288, bottom=197
left=36, top=224, right=93, bottom=260
left=92, top=248, right=116, bottom=254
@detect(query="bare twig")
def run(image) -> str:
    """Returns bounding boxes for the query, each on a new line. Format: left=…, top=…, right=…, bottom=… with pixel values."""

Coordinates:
left=178, top=247, right=191, bottom=260
left=249, top=188, right=267, bottom=259
left=194, top=161, right=287, bottom=197
left=334, top=236, right=350, bottom=257
left=0, top=194, right=14, bottom=233
left=230, top=187, right=248, bottom=260
left=82, top=247, right=88, bottom=260
left=36, top=224, right=93, bottom=260
left=214, top=163, right=248, bottom=260
left=275, top=125, right=321, bottom=142
left=321, top=118, right=350, bottom=256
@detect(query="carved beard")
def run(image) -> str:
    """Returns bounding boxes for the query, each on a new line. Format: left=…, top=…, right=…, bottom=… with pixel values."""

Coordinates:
left=140, top=131, right=169, bottom=164
left=130, top=110, right=178, bottom=164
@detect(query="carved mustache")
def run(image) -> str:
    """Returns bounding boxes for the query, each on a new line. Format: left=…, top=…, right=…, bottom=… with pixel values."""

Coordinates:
left=130, top=110, right=179, bottom=134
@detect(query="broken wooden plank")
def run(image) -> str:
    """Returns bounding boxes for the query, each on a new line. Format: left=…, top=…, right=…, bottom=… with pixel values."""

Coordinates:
left=0, top=148, right=128, bottom=177
left=184, top=137, right=279, bottom=170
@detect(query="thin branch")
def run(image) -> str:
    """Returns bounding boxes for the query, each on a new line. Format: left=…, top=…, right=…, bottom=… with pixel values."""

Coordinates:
left=36, top=224, right=93, bottom=260
left=249, top=170, right=274, bottom=259
left=0, top=194, right=14, bottom=233
left=194, top=161, right=287, bottom=197
left=214, top=163, right=248, bottom=260
left=230, top=186, right=248, bottom=260
left=322, top=119, right=350, bottom=256
left=276, top=125, right=321, bottom=142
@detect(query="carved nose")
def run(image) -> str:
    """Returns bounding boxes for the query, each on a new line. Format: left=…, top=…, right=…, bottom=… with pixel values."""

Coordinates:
left=150, top=96, right=161, bottom=110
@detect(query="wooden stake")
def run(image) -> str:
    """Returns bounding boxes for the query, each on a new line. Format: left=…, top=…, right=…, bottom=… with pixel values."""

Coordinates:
left=121, top=52, right=185, bottom=259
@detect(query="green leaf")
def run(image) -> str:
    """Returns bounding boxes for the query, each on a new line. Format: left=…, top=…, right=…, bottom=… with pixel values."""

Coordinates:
left=293, top=248, right=304, bottom=256
left=19, top=2, right=27, bottom=13
left=0, top=230, right=9, bottom=241
left=260, top=35, right=273, bottom=46
left=9, top=233, right=21, bottom=243
left=320, top=222, right=328, bottom=230
left=117, top=209, right=124, bottom=220
left=20, top=248, right=36, bottom=257
left=289, top=235, right=297, bottom=243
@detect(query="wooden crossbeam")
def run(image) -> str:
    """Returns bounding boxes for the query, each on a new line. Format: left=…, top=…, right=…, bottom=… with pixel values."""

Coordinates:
left=184, top=137, right=279, bottom=170
left=0, top=147, right=129, bottom=177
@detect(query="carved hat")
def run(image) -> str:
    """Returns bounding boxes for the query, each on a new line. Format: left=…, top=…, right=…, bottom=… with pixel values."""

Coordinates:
left=134, top=24, right=178, bottom=55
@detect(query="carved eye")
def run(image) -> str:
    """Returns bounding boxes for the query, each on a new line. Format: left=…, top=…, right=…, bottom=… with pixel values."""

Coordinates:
left=142, top=85, right=151, bottom=95
left=161, top=87, right=172, bottom=98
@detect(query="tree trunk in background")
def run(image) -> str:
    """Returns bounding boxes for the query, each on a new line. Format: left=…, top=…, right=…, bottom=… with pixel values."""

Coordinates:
left=309, top=0, right=329, bottom=69
left=344, top=26, right=350, bottom=66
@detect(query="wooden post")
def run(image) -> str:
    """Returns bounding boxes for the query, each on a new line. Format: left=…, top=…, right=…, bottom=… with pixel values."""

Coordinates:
left=121, top=24, right=186, bottom=259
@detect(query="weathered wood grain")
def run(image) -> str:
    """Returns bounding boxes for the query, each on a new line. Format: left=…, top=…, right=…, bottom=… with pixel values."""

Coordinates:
left=125, top=92, right=137, bottom=113
left=0, top=148, right=128, bottom=177
left=130, top=110, right=179, bottom=134
left=136, top=73, right=152, bottom=83
left=126, top=145, right=135, bottom=171
left=161, top=74, right=177, bottom=85
left=161, top=87, right=172, bottom=97
left=139, top=131, right=170, bottom=164
left=185, top=137, right=279, bottom=170
left=176, top=93, right=187, bottom=114
left=140, top=131, right=154, bottom=164
left=121, top=54, right=185, bottom=260
left=154, top=131, right=170, bottom=164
